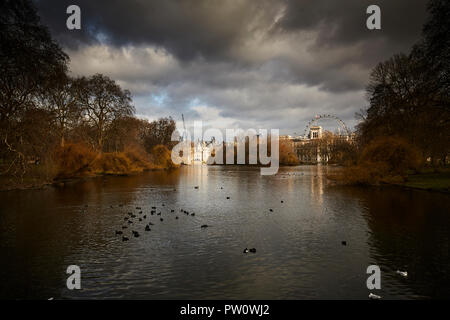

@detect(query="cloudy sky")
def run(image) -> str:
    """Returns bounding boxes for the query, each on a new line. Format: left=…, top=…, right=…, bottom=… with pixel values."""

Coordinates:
left=35, top=0, right=428, bottom=135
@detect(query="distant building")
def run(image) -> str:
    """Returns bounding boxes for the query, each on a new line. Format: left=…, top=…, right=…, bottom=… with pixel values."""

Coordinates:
left=284, top=126, right=353, bottom=164
left=191, top=139, right=214, bottom=165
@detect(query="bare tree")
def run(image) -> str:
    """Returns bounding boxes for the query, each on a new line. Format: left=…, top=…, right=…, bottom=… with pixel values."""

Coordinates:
left=76, top=74, right=135, bottom=152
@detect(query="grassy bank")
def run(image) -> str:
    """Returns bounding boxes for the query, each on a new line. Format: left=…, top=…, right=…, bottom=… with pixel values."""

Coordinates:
left=397, top=171, right=450, bottom=193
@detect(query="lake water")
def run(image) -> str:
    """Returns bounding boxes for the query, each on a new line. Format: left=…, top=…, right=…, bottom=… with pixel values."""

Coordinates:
left=0, top=165, right=449, bottom=299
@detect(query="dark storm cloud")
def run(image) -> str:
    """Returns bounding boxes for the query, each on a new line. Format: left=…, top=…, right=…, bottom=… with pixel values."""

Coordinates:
left=33, top=0, right=429, bottom=132
left=35, top=0, right=280, bottom=60
left=35, top=0, right=427, bottom=63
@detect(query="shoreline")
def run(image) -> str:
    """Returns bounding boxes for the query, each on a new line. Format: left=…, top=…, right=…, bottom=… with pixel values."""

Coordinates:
left=0, top=167, right=176, bottom=192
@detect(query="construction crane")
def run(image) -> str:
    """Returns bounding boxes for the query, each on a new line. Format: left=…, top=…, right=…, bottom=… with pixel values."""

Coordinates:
left=181, top=113, right=187, bottom=142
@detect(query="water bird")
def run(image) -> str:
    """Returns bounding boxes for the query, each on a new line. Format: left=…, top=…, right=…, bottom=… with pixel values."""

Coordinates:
left=160, top=218, right=164, bottom=222
left=139, top=218, right=142, bottom=221
left=226, top=196, right=230, bottom=199
left=171, top=209, right=174, bottom=212
left=243, top=248, right=249, bottom=253
left=145, top=225, right=151, bottom=231
left=122, top=226, right=127, bottom=229
left=341, top=241, right=347, bottom=246
left=124, top=217, right=129, bottom=221
left=157, top=212, right=161, bottom=216
left=151, top=206, right=156, bottom=209
left=143, top=215, right=146, bottom=219
left=194, top=186, right=199, bottom=189
left=281, top=200, right=284, bottom=203
left=191, top=213, right=195, bottom=216
left=128, top=220, right=133, bottom=224
left=176, top=216, right=179, bottom=219
left=131, top=214, right=136, bottom=218
left=136, top=207, right=141, bottom=210
left=396, top=270, right=408, bottom=278
left=201, top=225, right=208, bottom=228
left=115, top=230, right=123, bottom=235
left=220, top=187, right=223, bottom=189
left=149, top=222, right=154, bottom=225
left=368, top=293, right=382, bottom=300
left=249, top=248, right=256, bottom=253
left=162, top=204, right=165, bottom=206
left=139, top=211, right=142, bottom=214
left=122, top=236, right=129, bottom=241
left=269, top=209, right=273, bottom=212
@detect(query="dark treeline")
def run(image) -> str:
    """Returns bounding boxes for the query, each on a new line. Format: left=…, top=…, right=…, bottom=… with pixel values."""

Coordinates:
left=0, top=0, right=176, bottom=189
left=335, top=0, right=449, bottom=185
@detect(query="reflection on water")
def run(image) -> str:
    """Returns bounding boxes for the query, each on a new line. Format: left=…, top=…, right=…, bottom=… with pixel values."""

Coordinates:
left=0, top=166, right=449, bottom=299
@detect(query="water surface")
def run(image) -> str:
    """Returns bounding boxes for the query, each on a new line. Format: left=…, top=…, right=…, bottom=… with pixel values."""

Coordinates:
left=0, top=166, right=449, bottom=299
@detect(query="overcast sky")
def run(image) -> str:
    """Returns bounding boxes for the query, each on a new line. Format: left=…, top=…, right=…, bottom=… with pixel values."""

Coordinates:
left=34, top=0, right=428, bottom=135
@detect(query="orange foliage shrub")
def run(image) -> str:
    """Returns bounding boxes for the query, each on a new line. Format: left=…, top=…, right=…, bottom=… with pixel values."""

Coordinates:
left=330, top=136, right=424, bottom=185
left=54, top=143, right=96, bottom=178
left=92, top=149, right=154, bottom=175
left=279, top=141, right=300, bottom=165
left=151, top=144, right=178, bottom=169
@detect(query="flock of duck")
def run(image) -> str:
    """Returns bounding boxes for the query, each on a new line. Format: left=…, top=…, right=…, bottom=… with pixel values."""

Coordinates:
left=110, top=184, right=408, bottom=299
left=114, top=203, right=206, bottom=242
left=112, top=185, right=267, bottom=253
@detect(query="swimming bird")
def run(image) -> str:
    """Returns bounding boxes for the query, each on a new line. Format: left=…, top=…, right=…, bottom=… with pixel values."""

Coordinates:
left=269, top=209, right=273, bottom=212
left=128, top=220, right=133, bottom=224
left=143, top=215, right=146, bottom=219
left=122, top=236, right=129, bottom=241
left=368, top=293, right=382, bottom=300
left=145, top=225, right=151, bottom=231
left=132, top=230, right=140, bottom=237
left=149, top=222, right=154, bottom=225
left=194, top=186, right=199, bottom=189
left=201, top=224, right=208, bottom=228
left=139, top=218, right=142, bottom=221
left=249, top=248, right=256, bottom=253
left=115, top=230, right=123, bottom=235
left=136, top=207, right=141, bottom=210
left=341, top=241, right=347, bottom=246
left=191, top=213, right=195, bottom=216
left=226, top=196, right=230, bottom=199
left=281, top=200, right=284, bottom=203
left=175, top=216, right=179, bottom=219
left=124, top=217, right=129, bottom=221
left=243, top=248, right=249, bottom=253
left=157, top=212, right=161, bottom=216
left=162, top=204, right=165, bottom=206
left=160, top=218, right=164, bottom=222
left=122, top=226, right=127, bottom=229
left=171, top=209, right=174, bottom=212
left=396, top=270, right=408, bottom=278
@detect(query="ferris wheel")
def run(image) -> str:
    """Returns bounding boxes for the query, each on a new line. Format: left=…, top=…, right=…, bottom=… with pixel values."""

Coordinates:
left=302, top=114, right=350, bottom=139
